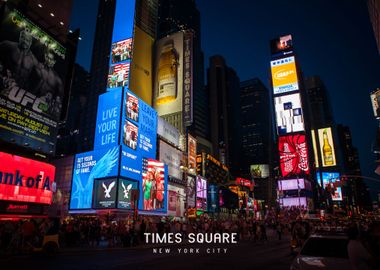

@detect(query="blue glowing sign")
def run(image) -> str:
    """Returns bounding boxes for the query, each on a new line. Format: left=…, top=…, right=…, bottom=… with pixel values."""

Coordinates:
left=94, top=89, right=122, bottom=150
left=111, top=0, right=136, bottom=43
left=207, top=184, right=219, bottom=213
left=70, top=146, right=120, bottom=209
left=120, top=88, right=157, bottom=180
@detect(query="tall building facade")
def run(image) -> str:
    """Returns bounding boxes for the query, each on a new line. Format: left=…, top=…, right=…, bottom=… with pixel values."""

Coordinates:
left=368, top=0, right=380, bottom=54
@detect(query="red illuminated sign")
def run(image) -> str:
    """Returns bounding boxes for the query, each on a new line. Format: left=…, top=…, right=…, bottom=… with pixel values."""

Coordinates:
left=0, top=152, right=55, bottom=204
left=279, top=135, right=309, bottom=177
left=236, top=178, right=252, bottom=188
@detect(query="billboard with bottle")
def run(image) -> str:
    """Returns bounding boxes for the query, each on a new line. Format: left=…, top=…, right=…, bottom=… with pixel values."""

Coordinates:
left=270, top=56, right=299, bottom=95
left=275, top=93, right=305, bottom=135
left=279, top=134, right=310, bottom=177
left=317, top=127, right=336, bottom=167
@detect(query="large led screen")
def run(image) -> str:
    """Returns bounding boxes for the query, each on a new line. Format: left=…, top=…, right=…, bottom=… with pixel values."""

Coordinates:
left=0, top=151, right=55, bottom=204
left=271, top=56, right=299, bottom=95
left=140, top=159, right=167, bottom=213
left=92, top=178, right=117, bottom=209
left=111, top=38, right=133, bottom=64
left=317, top=127, right=336, bottom=167
left=107, top=62, right=130, bottom=89
left=275, top=93, right=304, bottom=135
left=120, top=88, right=157, bottom=180
left=270, top=35, right=293, bottom=56
left=159, top=140, right=182, bottom=179
left=196, top=175, right=207, bottom=211
left=117, top=178, right=138, bottom=209
left=94, top=89, right=122, bottom=150
left=279, top=134, right=310, bottom=177
left=279, top=197, right=307, bottom=207
left=168, top=185, right=185, bottom=217
left=70, top=146, right=119, bottom=209
left=250, top=164, right=270, bottom=178
left=0, top=7, right=67, bottom=154
left=277, top=178, right=312, bottom=191
left=321, top=172, right=342, bottom=201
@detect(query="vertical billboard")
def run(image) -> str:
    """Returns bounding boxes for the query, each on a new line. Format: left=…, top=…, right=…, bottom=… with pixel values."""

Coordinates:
left=270, top=35, right=293, bottom=56
left=183, top=32, right=193, bottom=126
left=153, top=31, right=185, bottom=117
left=0, top=7, right=67, bottom=154
left=188, top=134, right=197, bottom=172
left=186, top=175, right=196, bottom=208
left=317, top=127, right=336, bottom=167
left=321, top=172, right=342, bottom=201
left=270, top=56, right=299, bottom=95
left=157, top=116, right=180, bottom=147
left=370, top=89, right=380, bottom=119
left=275, top=93, right=304, bottom=135
left=250, top=164, right=270, bottom=178
left=0, top=151, right=55, bottom=204
left=70, top=146, right=119, bottom=210
left=279, top=134, right=310, bottom=177
left=92, top=178, right=117, bottom=209
left=159, top=140, right=182, bottom=179
left=311, top=130, right=319, bottom=168
left=140, top=158, right=167, bottom=213
left=94, top=89, right=122, bottom=150
left=117, top=178, right=138, bottom=209
left=207, top=184, right=219, bottom=213
left=168, top=184, right=185, bottom=217
left=196, top=176, right=207, bottom=211
left=120, top=88, right=157, bottom=180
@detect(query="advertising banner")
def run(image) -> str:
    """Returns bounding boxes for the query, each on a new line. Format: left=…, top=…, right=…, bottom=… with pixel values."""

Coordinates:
left=0, top=7, right=67, bottom=154
left=370, top=89, right=380, bottom=119
left=159, top=140, right=182, bottom=179
left=107, top=62, right=130, bottom=89
left=207, top=184, right=219, bottom=213
left=157, top=116, right=180, bottom=147
left=168, top=184, right=185, bottom=217
left=279, top=197, right=307, bottom=207
left=278, top=178, right=307, bottom=191
left=92, top=178, right=117, bottom=209
left=183, top=32, right=193, bottom=126
left=0, top=151, right=55, bottom=204
left=188, top=134, right=197, bottom=173
left=140, top=158, right=167, bottom=213
left=117, top=178, right=138, bottom=209
left=271, top=56, right=299, bottom=95
left=70, top=146, right=119, bottom=209
left=120, top=88, right=157, bottom=180
left=317, top=127, right=336, bottom=167
left=250, top=164, right=270, bottom=178
left=196, top=175, right=207, bottom=211
left=321, top=172, right=342, bottom=201
left=94, top=89, right=122, bottom=150
left=236, top=178, right=252, bottom=188
left=275, top=93, right=304, bottom=135
left=311, top=130, right=319, bottom=168
left=279, top=134, right=310, bottom=177
left=111, top=38, right=133, bottom=64
left=270, top=35, right=293, bottom=56
left=186, top=175, right=196, bottom=208
left=153, top=31, right=184, bottom=117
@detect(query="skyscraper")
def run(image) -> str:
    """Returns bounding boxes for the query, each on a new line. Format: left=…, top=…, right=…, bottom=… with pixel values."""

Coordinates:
left=368, top=0, right=380, bottom=54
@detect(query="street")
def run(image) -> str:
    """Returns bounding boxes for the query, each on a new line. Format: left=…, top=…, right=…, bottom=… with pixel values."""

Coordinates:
left=0, top=234, right=294, bottom=270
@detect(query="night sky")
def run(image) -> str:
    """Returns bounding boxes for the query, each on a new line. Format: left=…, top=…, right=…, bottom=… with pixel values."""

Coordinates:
left=70, top=0, right=380, bottom=198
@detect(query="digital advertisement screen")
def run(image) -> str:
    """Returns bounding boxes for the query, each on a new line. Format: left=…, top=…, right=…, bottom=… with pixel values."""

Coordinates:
left=168, top=185, right=185, bottom=217
left=270, top=56, right=299, bottom=95
left=279, top=134, right=310, bottom=177
left=279, top=197, right=307, bottom=207
left=321, top=172, right=342, bottom=201
left=0, top=151, right=55, bottom=204
left=140, top=159, right=167, bottom=213
left=157, top=116, right=180, bottom=147
left=278, top=178, right=306, bottom=191
left=117, top=178, right=138, bottom=209
left=153, top=31, right=185, bottom=117
left=188, top=134, right=197, bottom=173
left=94, top=89, right=122, bottom=150
left=92, top=178, right=117, bottom=209
left=317, top=127, right=337, bottom=167
left=120, top=88, right=157, bottom=180
left=186, top=175, right=196, bottom=208
left=370, top=89, right=380, bottom=119
left=207, top=184, right=219, bottom=213
left=107, top=62, right=130, bottom=89
left=270, top=35, right=293, bottom=56
left=70, top=146, right=119, bottom=209
left=275, top=93, right=304, bottom=135
left=159, top=140, right=182, bottom=180
left=250, top=164, right=270, bottom=178
left=0, top=7, right=67, bottom=154
left=311, top=130, right=319, bottom=168
left=196, top=176, right=207, bottom=211
left=111, top=38, right=133, bottom=64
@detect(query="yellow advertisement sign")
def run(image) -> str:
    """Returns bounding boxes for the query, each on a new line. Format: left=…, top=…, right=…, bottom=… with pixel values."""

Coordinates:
left=317, top=127, right=336, bottom=167
left=270, top=56, right=299, bottom=94
left=129, top=26, right=154, bottom=105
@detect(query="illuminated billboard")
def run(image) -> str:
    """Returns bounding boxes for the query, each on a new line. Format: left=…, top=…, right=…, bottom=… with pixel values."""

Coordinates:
left=279, top=197, right=308, bottom=207
left=92, top=178, right=117, bottom=209
left=107, top=62, right=130, bottom=88
left=196, top=175, right=207, bottom=211
left=159, top=140, right=182, bottom=179
left=250, top=164, right=270, bottom=178
left=70, top=146, right=119, bottom=209
left=370, top=89, right=380, bottom=119
left=0, top=151, right=55, bottom=204
left=270, top=35, right=293, bottom=56
left=311, top=130, right=319, bottom=168
left=111, top=38, right=132, bottom=64
left=0, top=7, right=67, bottom=154
left=120, top=88, right=157, bottom=180
left=140, top=159, right=167, bottom=213
left=188, top=134, right=197, bottom=174
left=271, top=56, right=299, bottom=94
left=278, top=178, right=312, bottom=191
left=207, top=184, right=219, bottom=213
left=168, top=184, right=185, bottom=217
left=275, top=93, right=304, bottom=135
left=157, top=116, right=180, bottom=147
left=279, top=134, right=310, bottom=177
left=186, top=175, right=196, bottom=208
left=117, top=178, right=138, bottom=209
left=321, top=172, right=342, bottom=201
left=317, top=127, right=336, bottom=167
left=94, top=89, right=122, bottom=150
left=153, top=31, right=193, bottom=124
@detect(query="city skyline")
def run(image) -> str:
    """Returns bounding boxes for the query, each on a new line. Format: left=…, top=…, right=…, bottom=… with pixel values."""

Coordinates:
left=70, top=0, right=380, bottom=196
